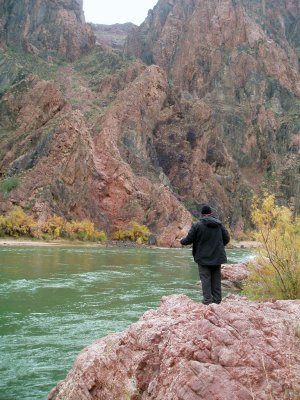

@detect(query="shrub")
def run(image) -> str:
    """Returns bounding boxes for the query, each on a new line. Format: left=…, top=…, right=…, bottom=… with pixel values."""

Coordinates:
left=243, top=193, right=300, bottom=300
left=62, top=219, right=106, bottom=242
left=0, top=215, right=6, bottom=237
left=131, top=223, right=151, bottom=244
left=0, top=209, right=107, bottom=242
left=0, top=207, right=35, bottom=237
left=111, top=223, right=151, bottom=244
left=0, top=177, right=19, bottom=193
left=41, top=215, right=65, bottom=239
left=111, top=229, right=128, bottom=241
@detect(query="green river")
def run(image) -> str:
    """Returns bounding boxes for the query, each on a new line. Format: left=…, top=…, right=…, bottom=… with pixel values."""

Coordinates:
left=0, top=246, right=251, bottom=400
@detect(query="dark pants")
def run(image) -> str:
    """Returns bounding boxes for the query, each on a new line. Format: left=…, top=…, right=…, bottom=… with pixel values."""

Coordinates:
left=198, top=264, right=222, bottom=305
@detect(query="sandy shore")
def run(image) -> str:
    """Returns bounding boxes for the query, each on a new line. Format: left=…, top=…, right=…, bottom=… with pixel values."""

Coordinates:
left=0, top=239, right=103, bottom=247
left=0, top=238, right=259, bottom=249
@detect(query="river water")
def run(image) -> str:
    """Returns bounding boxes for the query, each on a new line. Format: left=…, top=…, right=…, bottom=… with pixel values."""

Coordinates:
left=0, top=246, right=251, bottom=400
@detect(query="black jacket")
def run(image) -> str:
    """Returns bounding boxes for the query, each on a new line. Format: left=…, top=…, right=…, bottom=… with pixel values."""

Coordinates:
left=180, top=216, right=230, bottom=266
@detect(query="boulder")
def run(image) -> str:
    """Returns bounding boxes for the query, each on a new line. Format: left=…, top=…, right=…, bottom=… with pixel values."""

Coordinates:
left=49, top=294, right=300, bottom=400
left=221, top=262, right=251, bottom=290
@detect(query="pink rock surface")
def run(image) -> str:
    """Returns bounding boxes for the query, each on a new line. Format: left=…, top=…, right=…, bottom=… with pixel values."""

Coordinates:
left=49, top=294, right=300, bottom=400
left=221, top=262, right=251, bottom=289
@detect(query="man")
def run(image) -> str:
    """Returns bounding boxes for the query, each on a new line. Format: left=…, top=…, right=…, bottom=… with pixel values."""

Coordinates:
left=180, top=205, right=230, bottom=304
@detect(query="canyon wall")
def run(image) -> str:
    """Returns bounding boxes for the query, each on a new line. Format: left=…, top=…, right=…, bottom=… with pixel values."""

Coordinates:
left=0, top=0, right=95, bottom=60
left=0, top=0, right=300, bottom=241
left=92, top=23, right=136, bottom=49
left=126, top=0, right=300, bottom=225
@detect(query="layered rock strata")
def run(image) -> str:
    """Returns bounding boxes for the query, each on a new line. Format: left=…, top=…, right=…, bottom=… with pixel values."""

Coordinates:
left=0, top=67, right=192, bottom=245
left=1, top=0, right=300, bottom=238
left=0, top=0, right=95, bottom=60
left=126, top=0, right=300, bottom=224
left=49, top=294, right=300, bottom=400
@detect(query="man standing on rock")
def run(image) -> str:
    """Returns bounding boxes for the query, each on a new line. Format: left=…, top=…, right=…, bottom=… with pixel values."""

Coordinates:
left=180, top=205, right=230, bottom=304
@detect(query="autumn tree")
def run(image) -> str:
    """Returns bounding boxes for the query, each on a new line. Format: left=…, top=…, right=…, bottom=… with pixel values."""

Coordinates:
left=244, top=194, right=300, bottom=300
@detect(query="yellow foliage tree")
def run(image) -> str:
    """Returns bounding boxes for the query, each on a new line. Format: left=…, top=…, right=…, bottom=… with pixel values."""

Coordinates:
left=244, top=193, right=300, bottom=300
left=131, top=223, right=151, bottom=244
left=0, top=207, right=35, bottom=237
left=62, top=219, right=106, bottom=242
left=0, top=208, right=107, bottom=242
left=111, top=223, right=151, bottom=244
left=41, top=215, right=65, bottom=239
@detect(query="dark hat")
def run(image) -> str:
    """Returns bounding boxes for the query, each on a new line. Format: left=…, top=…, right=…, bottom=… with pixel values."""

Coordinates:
left=201, top=205, right=212, bottom=215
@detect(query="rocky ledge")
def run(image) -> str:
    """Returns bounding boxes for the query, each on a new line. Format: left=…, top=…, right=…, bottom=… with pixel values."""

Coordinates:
left=49, top=294, right=300, bottom=400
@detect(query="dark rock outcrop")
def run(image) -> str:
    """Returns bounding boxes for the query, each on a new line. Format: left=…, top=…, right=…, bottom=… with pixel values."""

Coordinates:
left=48, top=294, right=300, bottom=400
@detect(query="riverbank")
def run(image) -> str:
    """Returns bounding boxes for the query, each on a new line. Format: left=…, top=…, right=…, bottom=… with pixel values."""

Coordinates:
left=0, top=238, right=259, bottom=249
left=0, top=238, right=100, bottom=247
left=0, top=238, right=148, bottom=248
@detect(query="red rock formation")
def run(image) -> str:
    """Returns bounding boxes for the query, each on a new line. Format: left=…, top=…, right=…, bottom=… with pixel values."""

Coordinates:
left=0, top=69, right=192, bottom=246
left=126, top=0, right=300, bottom=222
left=48, top=294, right=300, bottom=400
left=0, top=0, right=95, bottom=60
left=1, top=0, right=300, bottom=238
left=89, top=63, right=193, bottom=245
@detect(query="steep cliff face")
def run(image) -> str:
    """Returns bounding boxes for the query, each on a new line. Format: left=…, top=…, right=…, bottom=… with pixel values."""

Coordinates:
left=126, top=0, right=300, bottom=223
left=0, top=57, right=192, bottom=245
left=0, top=0, right=95, bottom=60
left=1, top=0, right=300, bottom=241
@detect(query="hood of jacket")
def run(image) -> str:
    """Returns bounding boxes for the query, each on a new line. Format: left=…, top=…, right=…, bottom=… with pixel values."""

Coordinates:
left=200, top=216, right=222, bottom=228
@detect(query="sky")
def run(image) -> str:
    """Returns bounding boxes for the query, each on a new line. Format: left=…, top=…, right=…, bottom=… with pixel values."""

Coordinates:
left=83, top=0, right=158, bottom=26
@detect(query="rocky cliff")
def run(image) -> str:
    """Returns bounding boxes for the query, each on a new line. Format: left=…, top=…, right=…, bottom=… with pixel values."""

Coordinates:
left=48, top=294, right=300, bottom=399
left=0, top=0, right=192, bottom=245
left=92, top=23, right=136, bottom=49
left=0, top=61, right=192, bottom=245
left=126, top=0, right=300, bottom=225
left=0, top=0, right=95, bottom=60
left=0, top=0, right=300, bottom=242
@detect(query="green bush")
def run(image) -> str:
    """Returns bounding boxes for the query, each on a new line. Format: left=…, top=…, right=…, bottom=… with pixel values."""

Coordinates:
left=0, top=177, right=19, bottom=193
left=74, top=47, right=130, bottom=83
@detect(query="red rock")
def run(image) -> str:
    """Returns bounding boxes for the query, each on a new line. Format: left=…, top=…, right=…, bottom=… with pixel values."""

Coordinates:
left=1, top=0, right=300, bottom=238
left=0, top=69, right=192, bottom=246
left=0, top=0, right=95, bottom=60
left=126, top=0, right=300, bottom=222
left=90, top=64, right=193, bottom=245
left=221, top=262, right=251, bottom=290
left=48, top=294, right=300, bottom=400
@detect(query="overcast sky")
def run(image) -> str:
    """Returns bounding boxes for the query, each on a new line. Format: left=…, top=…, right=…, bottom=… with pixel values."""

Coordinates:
left=83, top=0, right=158, bottom=25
